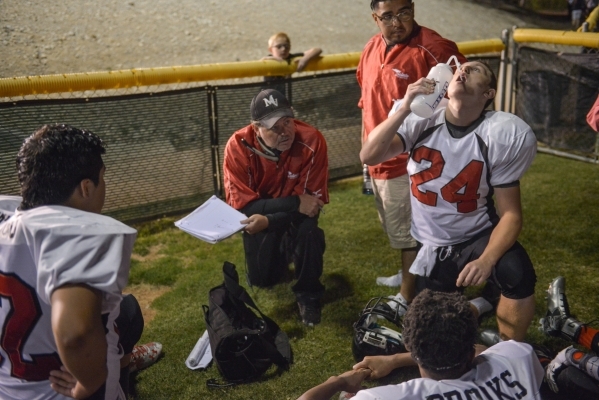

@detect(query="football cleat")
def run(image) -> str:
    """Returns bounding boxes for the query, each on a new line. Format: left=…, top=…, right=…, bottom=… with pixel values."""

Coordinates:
left=129, top=342, right=163, bottom=373
left=539, top=276, right=582, bottom=343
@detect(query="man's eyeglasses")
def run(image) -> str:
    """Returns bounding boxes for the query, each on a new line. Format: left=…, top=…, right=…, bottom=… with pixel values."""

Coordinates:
left=374, top=9, right=412, bottom=26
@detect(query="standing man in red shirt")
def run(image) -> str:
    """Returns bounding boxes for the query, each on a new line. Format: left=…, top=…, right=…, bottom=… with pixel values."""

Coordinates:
left=357, top=0, right=467, bottom=313
left=223, top=89, right=329, bottom=327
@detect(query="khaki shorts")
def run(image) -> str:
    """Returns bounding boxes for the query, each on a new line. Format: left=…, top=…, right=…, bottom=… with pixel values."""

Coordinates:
left=372, top=175, right=417, bottom=249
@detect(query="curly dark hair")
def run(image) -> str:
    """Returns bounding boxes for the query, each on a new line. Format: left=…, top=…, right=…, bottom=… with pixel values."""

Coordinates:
left=370, top=0, right=412, bottom=11
left=16, top=124, right=105, bottom=210
left=403, top=290, right=478, bottom=378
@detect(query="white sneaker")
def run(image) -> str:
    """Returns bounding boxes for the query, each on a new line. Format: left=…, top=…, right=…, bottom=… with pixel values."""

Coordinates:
left=387, top=293, right=409, bottom=317
left=376, top=273, right=402, bottom=287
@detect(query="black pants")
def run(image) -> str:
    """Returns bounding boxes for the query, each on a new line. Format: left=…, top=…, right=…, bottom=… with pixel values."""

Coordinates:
left=117, top=294, right=144, bottom=394
left=242, top=213, right=325, bottom=304
left=415, top=229, right=536, bottom=300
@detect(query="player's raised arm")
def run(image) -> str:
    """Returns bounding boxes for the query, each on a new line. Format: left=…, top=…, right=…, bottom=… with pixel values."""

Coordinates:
left=360, top=78, right=434, bottom=165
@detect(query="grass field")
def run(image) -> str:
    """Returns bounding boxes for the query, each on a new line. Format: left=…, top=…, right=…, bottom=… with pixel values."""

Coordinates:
left=126, top=153, right=599, bottom=399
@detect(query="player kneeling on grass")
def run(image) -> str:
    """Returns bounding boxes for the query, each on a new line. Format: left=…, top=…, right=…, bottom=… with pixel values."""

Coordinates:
left=361, top=61, right=537, bottom=342
left=0, top=124, right=161, bottom=400
left=298, top=290, right=545, bottom=400
left=223, top=89, right=329, bottom=327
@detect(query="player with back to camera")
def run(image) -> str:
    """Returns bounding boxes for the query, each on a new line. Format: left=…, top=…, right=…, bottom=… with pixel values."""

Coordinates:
left=361, top=60, right=538, bottom=343
left=0, top=124, right=161, bottom=399
left=298, top=290, right=544, bottom=399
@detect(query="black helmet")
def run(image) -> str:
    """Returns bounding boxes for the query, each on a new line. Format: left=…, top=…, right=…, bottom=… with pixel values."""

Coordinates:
left=352, top=296, right=407, bottom=362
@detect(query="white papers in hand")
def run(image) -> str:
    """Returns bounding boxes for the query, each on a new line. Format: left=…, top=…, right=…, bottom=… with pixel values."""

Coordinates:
left=174, top=195, right=247, bottom=244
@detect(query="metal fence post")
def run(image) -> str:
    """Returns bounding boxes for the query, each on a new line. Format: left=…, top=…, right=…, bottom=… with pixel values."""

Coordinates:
left=507, top=26, right=519, bottom=114
left=208, top=86, right=222, bottom=197
left=499, top=29, right=510, bottom=112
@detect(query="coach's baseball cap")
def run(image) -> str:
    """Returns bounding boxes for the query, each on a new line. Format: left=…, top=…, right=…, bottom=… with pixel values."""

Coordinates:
left=250, top=89, right=294, bottom=129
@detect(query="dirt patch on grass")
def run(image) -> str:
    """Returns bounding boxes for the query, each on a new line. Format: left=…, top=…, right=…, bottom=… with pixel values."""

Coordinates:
left=124, top=283, right=171, bottom=325
left=131, top=244, right=165, bottom=263
left=127, top=244, right=170, bottom=324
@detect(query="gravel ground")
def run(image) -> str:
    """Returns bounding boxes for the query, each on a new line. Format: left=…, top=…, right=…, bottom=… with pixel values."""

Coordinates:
left=0, top=0, right=570, bottom=78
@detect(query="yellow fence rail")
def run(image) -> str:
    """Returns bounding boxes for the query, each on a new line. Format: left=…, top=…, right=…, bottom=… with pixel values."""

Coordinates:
left=0, top=39, right=504, bottom=99
left=513, top=29, right=599, bottom=47
left=1, top=29, right=598, bottom=99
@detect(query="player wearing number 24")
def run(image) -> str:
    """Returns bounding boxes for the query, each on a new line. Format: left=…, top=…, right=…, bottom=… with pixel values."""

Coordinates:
left=361, top=61, right=538, bottom=342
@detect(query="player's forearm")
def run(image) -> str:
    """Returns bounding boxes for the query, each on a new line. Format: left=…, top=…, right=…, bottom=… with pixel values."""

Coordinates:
left=360, top=106, right=409, bottom=165
left=297, top=376, right=347, bottom=400
left=353, top=352, right=415, bottom=379
left=51, top=285, right=108, bottom=393
left=389, top=352, right=416, bottom=368
left=481, top=211, right=522, bottom=267
left=57, top=324, right=108, bottom=393
left=481, top=186, right=523, bottom=267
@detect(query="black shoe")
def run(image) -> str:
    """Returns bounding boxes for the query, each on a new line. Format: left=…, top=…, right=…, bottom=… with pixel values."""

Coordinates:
left=298, top=302, right=321, bottom=327
left=479, top=329, right=502, bottom=347
left=539, top=276, right=582, bottom=342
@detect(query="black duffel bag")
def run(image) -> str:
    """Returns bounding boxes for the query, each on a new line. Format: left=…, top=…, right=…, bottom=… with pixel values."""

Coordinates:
left=203, top=261, right=292, bottom=383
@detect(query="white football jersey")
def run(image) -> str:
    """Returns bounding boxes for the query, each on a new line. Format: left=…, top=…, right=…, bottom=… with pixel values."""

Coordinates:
left=397, top=101, right=537, bottom=246
left=353, top=341, right=544, bottom=400
left=0, top=196, right=136, bottom=400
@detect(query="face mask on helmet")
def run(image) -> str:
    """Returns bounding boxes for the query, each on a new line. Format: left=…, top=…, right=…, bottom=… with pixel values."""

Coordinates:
left=352, top=296, right=407, bottom=362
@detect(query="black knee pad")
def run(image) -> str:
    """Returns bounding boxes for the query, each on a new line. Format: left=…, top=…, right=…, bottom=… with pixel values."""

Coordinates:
left=492, top=242, right=536, bottom=299
left=556, top=365, right=599, bottom=397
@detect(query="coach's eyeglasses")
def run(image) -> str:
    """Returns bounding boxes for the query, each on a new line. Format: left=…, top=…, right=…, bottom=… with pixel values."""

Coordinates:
left=269, top=117, right=293, bottom=135
left=374, top=9, right=413, bottom=26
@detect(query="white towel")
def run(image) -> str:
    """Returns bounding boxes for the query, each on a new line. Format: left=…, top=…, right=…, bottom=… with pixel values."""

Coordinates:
left=185, top=330, right=213, bottom=370
left=408, top=244, right=439, bottom=277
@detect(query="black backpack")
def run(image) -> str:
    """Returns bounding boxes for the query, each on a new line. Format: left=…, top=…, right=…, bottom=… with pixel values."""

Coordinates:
left=203, top=262, right=292, bottom=383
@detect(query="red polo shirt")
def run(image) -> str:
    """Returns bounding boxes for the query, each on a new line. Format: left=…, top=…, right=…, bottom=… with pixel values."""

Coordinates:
left=587, top=95, right=599, bottom=132
left=357, top=24, right=466, bottom=179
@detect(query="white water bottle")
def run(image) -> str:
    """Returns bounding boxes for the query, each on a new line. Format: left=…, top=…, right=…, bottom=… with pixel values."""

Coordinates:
left=410, top=63, right=454, bottom=119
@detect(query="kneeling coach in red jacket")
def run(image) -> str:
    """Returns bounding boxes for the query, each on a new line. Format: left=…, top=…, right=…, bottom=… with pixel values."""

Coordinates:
left=223, top=89, right=329, bottom=327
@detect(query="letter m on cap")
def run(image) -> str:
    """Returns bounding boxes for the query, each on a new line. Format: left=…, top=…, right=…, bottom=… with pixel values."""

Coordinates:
left=263, top=95, right=278, bottom=107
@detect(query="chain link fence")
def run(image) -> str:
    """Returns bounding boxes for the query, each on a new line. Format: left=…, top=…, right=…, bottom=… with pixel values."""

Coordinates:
left=515, top=46, right=599, bottom=157
left=1, top=35, right=597, bottom=223
left=0, top=71, right=362, bottom=222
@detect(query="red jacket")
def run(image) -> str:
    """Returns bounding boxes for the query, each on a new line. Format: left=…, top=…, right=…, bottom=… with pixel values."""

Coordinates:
left=224, top=120, right=329, bottom=211
left=357, top=24, right=466, bottom=179
left=587, top=94, right=599, bottom=132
